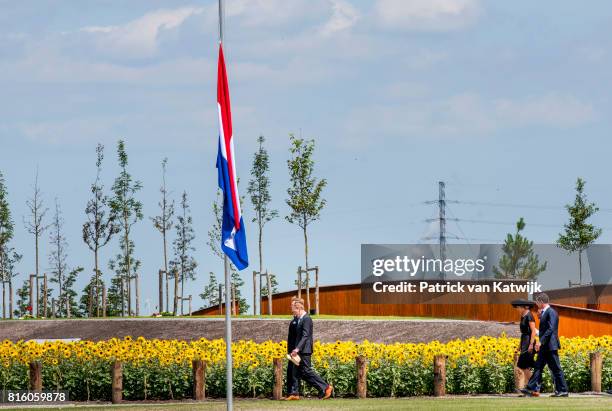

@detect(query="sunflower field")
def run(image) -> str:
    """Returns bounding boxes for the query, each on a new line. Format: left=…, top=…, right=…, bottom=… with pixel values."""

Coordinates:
left=0, top=335, right=610, bottom=400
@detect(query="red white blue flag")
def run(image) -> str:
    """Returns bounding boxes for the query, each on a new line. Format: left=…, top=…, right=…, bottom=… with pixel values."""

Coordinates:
left=216, top=43, right=248, bottom=270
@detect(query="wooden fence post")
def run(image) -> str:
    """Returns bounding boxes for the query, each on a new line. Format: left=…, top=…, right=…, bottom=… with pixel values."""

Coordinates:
left=433, top=355, right=446, bottom=397
left=297, top=267, right=302, bottom=299
left=111, top=361, right=123, bottom=404
left=305, top=269, right=310, bottom=313
left=158, top=269, right=164, bottom=313
left=193, top=359, right=206, bottom=400
left=590, top=352, right=602, bottom=392
left=266, top=271, right=273, bottom=316
left=315, top=267, right=319, bottom=315
left=273, top=358, right=283, bottom=400
left=231, top=283, right=237, bottom=315
left=253, top=271, right=257, bottom=316
left=29, top=274, right=34, bottom=316
left=102, top=284, right=107, bottom=317
left=29, top=361, right=42, bottom=391
left=43, top=274, right=48, bottom=318
left=356, top=355, right=367, bottom=398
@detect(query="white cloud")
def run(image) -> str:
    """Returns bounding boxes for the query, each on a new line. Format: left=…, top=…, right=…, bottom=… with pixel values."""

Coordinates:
left=319, top=0, right=360, bottom=36
left=494, top=94, right=595, bottom=128
left=80, top=7, right=204, bottom=59
left=345, top=92, right=595, bottom=141
left=375, top=0, right=482, bottom=31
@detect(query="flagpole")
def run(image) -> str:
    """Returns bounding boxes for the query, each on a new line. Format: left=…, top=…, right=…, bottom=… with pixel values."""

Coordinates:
left=224, top=255, right=233, bottom=410
left=218, top=1, right=232, bottom=409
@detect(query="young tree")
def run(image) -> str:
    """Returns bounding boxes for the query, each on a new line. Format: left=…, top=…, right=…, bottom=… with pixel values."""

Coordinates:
left=150, top=158, right=174, bottom=313
left=207, top=189, right=249, bottom=314
left=1, top=249, right=21, bottom=319
left=170, top=191, right=197, bottom=315
left=247, top=135, right=278, bottom=307
left=0, top=170, right=16, bottom=318
left=61, top=267, right=83, bottom=318
left=83, top=144, right=117, bottom=317
left=109, top=140, right=143, bottom=316
left=260, top=274, right=278, bottom=296
left=557, top=177, right=602, bottom=285
left=14, top=278, right=31, bottom=318
left=107, top=237, right=141, bottom=316
left=286, top=134, right=327, bottom=276
left=24, top=169, right=50, bottom=317
left=48, top=199, right=69, bottom=317
left=106, top=272, right=126, bottom=317
left=493, top=218, right=547, bottom=280
left=199, top=272, right=219, bottom=308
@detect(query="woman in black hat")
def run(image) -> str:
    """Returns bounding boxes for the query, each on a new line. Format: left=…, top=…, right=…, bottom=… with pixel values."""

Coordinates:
left=512, top=300, right=537, bottom=388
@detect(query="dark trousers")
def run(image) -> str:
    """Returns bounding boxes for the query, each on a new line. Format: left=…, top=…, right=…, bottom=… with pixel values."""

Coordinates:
left=286, top=361, right=299, bottom=395
left=526, top=350, right=568, bottom=393
left=295, top=354, right=328, bottom=397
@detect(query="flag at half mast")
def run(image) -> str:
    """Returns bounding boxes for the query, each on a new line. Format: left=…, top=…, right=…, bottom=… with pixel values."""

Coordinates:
left=216, top=43, right=248, bottom=270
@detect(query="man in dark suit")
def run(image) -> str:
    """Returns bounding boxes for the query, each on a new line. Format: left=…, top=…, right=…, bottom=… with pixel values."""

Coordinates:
left=285, top=297, right=333, bottom=400
left=285, top=311, right=300, bottom=399
left=522, top=293, right=569, bottom=397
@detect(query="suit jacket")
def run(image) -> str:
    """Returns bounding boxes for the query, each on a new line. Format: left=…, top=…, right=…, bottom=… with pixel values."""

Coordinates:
left=287, top=316, right=299, bottom=353
left=294, top=314, right=314, bottom=355
left=539, top=306, right=561, bottom=351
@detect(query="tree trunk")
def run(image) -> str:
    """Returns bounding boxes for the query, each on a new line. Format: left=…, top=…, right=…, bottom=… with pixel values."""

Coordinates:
left=173, top=270, right=179, bottom=316
left=2, top=281, right=5, bottom=319
left=35, top=232, right=39, bottom=317
left=120, top=276, right=125, bottom=317
left=158, top=270, right=163, bottom=313
left=29, top=274, right=34, bottom=316
left=125, top=225, right=131, bottom=316
left=58, top=275, right=63, bottom=318
left=163, top=229, right=168, bottom=313
left=43, top=273, right=47, bottom=318
left=8, top=276, right=13, bottom=319
left=578, top=251, right=583, bottom=285
left=67, top=288, right=71, bottom=319
left=181, top=269, right=185, bottom=316
left=252, top=271, right=256, bottom=316
left=135, top=272, right=140, bottom=316
left=303, top=226, right=309, bottom=271
left=267, top=272, right=273, bottom=315
left=94, top=247, right=100, bottom=317
left=102, top=284, right=107, bottom=317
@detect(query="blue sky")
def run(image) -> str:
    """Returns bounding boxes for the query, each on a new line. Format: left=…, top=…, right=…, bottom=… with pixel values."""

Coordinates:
left=2, top=0, right=612, bottom=313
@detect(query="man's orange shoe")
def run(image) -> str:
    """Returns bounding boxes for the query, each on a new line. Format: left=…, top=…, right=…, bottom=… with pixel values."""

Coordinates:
left=285, top=394, right=300, bottom=401
left=322, top=385, right=333, bottom=399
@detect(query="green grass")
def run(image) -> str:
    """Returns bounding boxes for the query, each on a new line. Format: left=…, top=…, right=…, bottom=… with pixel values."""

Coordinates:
left=3, top=397, right=611, bottom=411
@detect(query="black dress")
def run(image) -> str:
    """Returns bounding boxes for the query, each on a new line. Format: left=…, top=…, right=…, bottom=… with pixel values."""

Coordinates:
left=517, top=311, right=535, bottom=369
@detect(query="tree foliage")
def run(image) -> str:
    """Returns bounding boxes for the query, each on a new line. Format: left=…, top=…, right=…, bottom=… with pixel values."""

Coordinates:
left=493, top=218, right=547, bottom=280
left=557, top=177, right=602, bottom=284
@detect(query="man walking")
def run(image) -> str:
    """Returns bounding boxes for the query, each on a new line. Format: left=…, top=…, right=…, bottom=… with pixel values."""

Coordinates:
left=285, top=297, right=333, bottom=400
left=521, top=293, right=569, bottom=397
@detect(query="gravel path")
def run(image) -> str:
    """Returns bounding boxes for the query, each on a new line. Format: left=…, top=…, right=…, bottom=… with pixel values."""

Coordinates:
left=0, top=318, right=519, bottom=343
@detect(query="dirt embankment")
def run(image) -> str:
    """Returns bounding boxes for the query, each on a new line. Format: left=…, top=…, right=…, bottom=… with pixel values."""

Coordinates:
left=0, top=318, right=519, bottom=343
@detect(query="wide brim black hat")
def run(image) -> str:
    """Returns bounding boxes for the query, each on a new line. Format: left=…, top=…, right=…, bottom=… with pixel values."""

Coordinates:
left=511, top=299, right=536, bottom=307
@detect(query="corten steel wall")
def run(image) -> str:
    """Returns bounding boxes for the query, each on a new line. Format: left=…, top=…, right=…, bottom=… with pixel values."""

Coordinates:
left=546, top=284, right=612, bottom=312
left=549, top=304, right=612, bottom=337
left=259, top=283, right=519, bottom=322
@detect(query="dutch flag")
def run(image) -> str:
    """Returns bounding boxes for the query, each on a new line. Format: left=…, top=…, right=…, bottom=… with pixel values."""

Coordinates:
left=216, top=43, right=248, bottom=270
